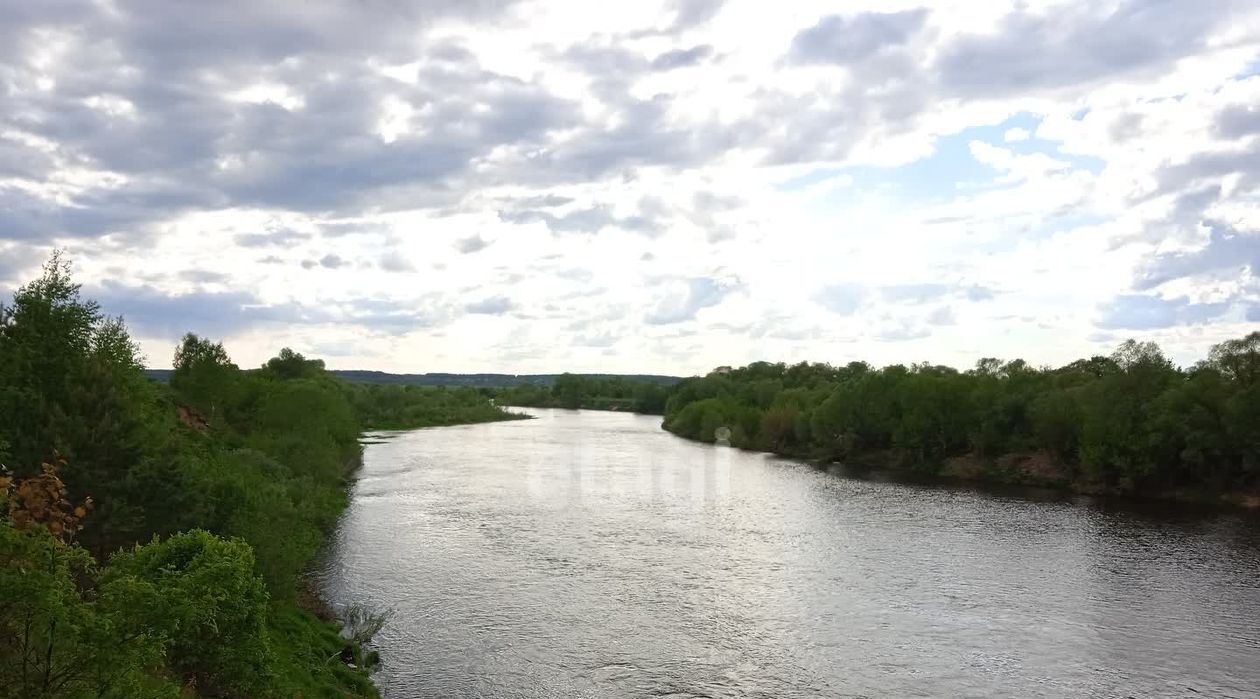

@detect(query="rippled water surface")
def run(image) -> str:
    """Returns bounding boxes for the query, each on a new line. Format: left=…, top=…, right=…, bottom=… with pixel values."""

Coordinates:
left=321, top=409, right=1260, bottom=698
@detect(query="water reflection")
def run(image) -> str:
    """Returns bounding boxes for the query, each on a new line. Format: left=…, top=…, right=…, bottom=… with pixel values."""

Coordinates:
left=321, top=409, right=1260, bottom=698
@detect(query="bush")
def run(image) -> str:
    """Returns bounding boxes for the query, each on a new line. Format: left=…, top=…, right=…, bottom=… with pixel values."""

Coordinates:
left=105, top=530, right=273, bottom=696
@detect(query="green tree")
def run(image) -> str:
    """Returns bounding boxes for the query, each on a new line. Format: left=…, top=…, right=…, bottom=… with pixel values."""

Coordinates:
left=171, top=333, right=239, bottom=425
left=1029, top=389, right=1081, bottom=462
left=0, top=254, right=161, bottom=554
left=0, top=257, right=382, bottom=698
left=1203, top=331, right=1260, bottom=386
left=262, top=347, right=325, bottom=380
left=0, top=466, right=178, bottom=699
left=1078, top=340, right=1179, bottom=489
left=551, top=373, right=584, bottom=409
left=0, top=252, right=104, bottom=476
left=105, top=530, right=273, bottom=696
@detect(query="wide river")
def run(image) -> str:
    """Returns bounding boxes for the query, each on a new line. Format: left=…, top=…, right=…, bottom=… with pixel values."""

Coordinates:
left=320, top=409, right=1260, bottom=698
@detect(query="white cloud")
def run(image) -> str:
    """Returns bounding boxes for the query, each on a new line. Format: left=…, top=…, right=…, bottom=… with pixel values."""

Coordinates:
left=1003, top=127, right=1030, bottom=142
left=4, top=0, right=1260, bottom=373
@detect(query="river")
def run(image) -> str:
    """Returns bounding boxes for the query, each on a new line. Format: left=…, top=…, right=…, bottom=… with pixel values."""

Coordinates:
left=320, top=408, right=1260, bottom=698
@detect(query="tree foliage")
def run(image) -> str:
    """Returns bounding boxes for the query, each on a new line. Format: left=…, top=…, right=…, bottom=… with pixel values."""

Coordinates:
left=495, top=373, right=674, bottom=414
left=0, top=256, right=385, bottom=698
left=344, top=383, right=525, bottom=430
left=664, top=340, right=1260, bottom=497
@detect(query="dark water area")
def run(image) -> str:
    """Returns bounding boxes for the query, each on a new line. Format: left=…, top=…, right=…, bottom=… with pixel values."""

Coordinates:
left=320, top=409, right=1260, bottom=698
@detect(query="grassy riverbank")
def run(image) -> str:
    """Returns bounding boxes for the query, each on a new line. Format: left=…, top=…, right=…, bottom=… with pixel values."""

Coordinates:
left=662, top=335, right=1260, bottom=508
left=0, top=255, right=517, bottom=697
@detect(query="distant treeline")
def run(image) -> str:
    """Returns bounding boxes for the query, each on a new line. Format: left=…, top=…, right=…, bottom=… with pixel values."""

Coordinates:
left=145, top=368, right=681, bottom=389
left=347, top=383, right=528, bottom=429
left=0, top=256, right=518, bottom=698
left=663, top=338, right=1260, bottom=503
left=494, top=373, right=675, bottom=414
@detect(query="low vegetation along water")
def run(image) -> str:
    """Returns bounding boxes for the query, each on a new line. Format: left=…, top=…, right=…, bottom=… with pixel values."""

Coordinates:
left=322, top=409, right=1260, bottom=698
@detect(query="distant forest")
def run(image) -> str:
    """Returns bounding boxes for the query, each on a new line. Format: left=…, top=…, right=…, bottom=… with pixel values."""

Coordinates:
left=145, top=368, right=681, bottom=416
left=493, top=374, right=676, bottom=414
left=144, top=368, right=681, bottom=389
left=662, top=338, right=1260, bottom=504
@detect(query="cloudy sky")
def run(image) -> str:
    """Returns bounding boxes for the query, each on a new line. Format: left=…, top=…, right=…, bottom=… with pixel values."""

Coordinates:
left=2, top=0, right=1259, bottom=374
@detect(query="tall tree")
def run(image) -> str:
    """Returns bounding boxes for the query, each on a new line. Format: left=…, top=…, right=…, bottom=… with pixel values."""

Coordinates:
left=171, top=333, right=238, bottom=425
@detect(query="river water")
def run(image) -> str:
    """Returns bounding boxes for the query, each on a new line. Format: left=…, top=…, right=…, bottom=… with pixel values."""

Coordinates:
left=320, top=409, right=1260, bottom=698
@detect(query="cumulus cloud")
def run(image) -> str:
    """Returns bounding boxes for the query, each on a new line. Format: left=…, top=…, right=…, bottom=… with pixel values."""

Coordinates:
left=0, top=0, right=578, bottom=238
left=90, top=280, right=460, bottom=339
left=339, top=295, right=455, bottom=335
left=936, top=0, right=1230, bottom=97
left=234, top=228, right=310, bottom=248
left=1096, top=294, right=1230, bottom=330
left=926, top=306, right=955, bottom=326
left=962, top=285, right=996, bottom=302
left=465, top=296, right=514, bottom=315
left=1217, top=105, right=1260, bottom=139
left=379, top=253, right=415, bottom=272
left=788, top=10, right=929, bottom=65
left=645, top=276, right=740, bottom=324
left=455, top=234, right=491, bottom=254
left=91, top=283, right=322, bottom=338
left=178, top=269, right=230, bottom=284
left=880, top=283, right=997, bottom=304
left=499, top=202, right=664, bottom=236
left=815, top=284, right=867, bottom=315
left=0, top=244, right=44, bottom=284
left=1136, top=224, right=1260, bottom=290
left=878, top=322, right=931, bottom=342
left=651, top=45, right=714, bottom=70
left=4, top=0, right=1260, bottom=371
left=880, top=283, right=949, bottom=304
left=667, top=0, right=724, bottom=31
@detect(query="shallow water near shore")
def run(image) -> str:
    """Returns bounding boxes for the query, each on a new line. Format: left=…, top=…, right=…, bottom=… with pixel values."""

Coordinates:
left=321, top=408, right=1260, bottom=698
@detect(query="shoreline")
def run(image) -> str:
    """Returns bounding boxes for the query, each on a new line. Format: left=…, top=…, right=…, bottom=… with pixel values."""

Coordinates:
left=501, top=402, right=664, bottom=416
left=666, top=427, right=1260, bottom=511
left=315, top=410, right=535, bottom=694
left=360, top=410, right=532, bottom=432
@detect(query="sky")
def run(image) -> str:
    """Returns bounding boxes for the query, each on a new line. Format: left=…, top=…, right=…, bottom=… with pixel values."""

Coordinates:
left=2, top=0, right=1259, bottom=375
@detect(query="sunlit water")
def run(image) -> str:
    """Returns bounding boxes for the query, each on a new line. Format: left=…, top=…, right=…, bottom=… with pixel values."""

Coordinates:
left=320, top=409, right=1260, bottom=698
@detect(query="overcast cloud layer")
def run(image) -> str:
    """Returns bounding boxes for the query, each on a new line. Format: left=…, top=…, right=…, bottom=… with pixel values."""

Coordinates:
left=2, top=0, right=1259, bottom=373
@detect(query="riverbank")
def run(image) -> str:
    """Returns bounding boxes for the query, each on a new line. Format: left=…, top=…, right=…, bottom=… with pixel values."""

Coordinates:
left=660, top=344, right=1260, bottom=512
left=362, top=409, right=532, bottom=430
left=667, top=425, right=1260, bottom=510
left=502, top=400, right=662, bottom=415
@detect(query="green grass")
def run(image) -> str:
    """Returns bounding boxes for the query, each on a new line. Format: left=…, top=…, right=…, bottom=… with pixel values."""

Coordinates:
left=267, top=605, right=380, bottom=699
